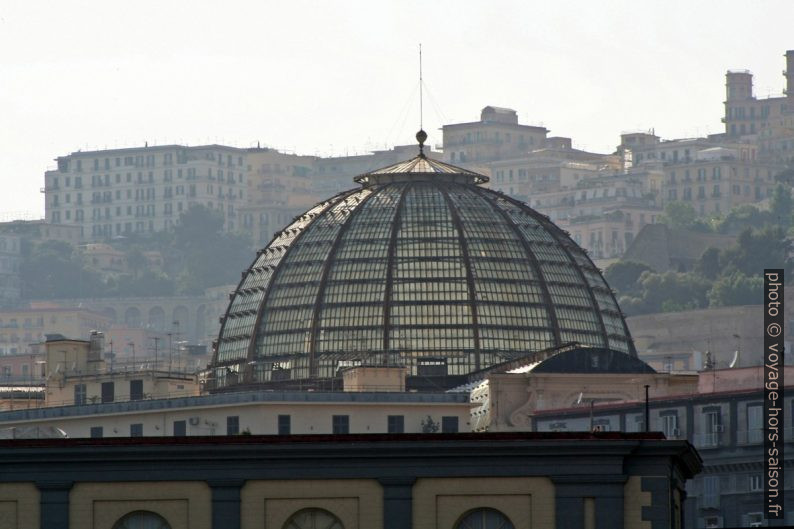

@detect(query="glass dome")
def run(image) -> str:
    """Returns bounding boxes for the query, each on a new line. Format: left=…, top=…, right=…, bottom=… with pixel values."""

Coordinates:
left=210, top=148, right=634, bottom=390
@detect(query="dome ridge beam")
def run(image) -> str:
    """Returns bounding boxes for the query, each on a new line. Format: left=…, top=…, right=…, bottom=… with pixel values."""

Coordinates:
left=382, top=184, right=411, bottom=352
left=437, top=184, right=482, bottom=371
left=240, top=190, right=358, bottom=384
left=487, top=191, right=614, bottom=352
left=474, top=187, right=563, bottom=346
left=306, top=187, right=380, bottom=376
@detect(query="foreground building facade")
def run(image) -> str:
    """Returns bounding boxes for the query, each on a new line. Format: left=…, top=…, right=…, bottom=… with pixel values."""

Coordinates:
left=0, top=431, right=700, bottom=529
left=532, top=366, right=794, bottom=528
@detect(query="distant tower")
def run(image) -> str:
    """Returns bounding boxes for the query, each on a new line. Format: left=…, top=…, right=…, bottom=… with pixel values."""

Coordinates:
left=786, top=50, right=794, bottom=102
left=725, top=70, right=754, bottom=136
left=725, top=70, right=753, bottom=102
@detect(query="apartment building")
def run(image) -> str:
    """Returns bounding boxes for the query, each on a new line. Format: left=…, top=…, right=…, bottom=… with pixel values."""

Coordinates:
left=312, top=143, right=434, bottom=197
left=442, top=106, right=549, bottom=164
left=622, top=132, right=757, bottom=167
left=723, top=50, right=794, bottom=165
left=0, top=233, right=21, bottom=308
left=0, top=306, right=110, bottom=357
left=44, top=144, right=248, bottom=241
left=662, top=154, right=780, bottom=216
left=241, top=147, right=320, bottom=248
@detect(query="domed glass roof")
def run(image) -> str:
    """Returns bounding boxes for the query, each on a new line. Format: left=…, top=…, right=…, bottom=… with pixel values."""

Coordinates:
left=210, top=150, right=634, bottom=390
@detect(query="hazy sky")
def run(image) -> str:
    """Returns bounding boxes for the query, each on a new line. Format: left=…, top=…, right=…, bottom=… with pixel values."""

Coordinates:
left=2, top=0, right=793, bottom=218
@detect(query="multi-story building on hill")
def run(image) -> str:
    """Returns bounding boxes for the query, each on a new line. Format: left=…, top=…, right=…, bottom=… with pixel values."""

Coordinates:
left=526, top=168, right=664, bottom=264
left=241, top=148, right=320, bottom=248
left=0, top=233, right=21, bottom=308
left=43, top=145, right=248, bottom=241
left=722, top=50, right=794, bottom=164
left=312, top=144, right=436, bottom=197
left=0, top=306, right=110, bottom=357
left=620, top=132, right=758, bottom=167
left=617, top=129, right=784, bottom=217
left=661, top=154, right=780, bottom=216
left=442, top=106, right=549, bottom=164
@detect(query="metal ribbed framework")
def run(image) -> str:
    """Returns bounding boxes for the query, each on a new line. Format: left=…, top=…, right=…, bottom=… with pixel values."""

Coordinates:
left=211, top=154, right=635, bottom=390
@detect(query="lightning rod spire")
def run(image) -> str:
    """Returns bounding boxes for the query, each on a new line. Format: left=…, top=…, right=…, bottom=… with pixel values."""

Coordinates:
left=416, top=43, right=427, bottom=156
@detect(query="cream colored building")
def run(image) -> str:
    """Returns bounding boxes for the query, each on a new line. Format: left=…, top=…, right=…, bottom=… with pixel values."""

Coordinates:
left=0, top=232, right=21, bottom=307
left=241, top=148, right=321, bottom=248
left=0, top=306, right=111, bottom=357
left=44, top=144, right=248, bottom=241
left=662, top=155, right=780, bottom=216
left=468, top=346, right=698, bottom=432
left=42, top=333, right=199, bottom=409
left=442, top=106, right=548, bottom=164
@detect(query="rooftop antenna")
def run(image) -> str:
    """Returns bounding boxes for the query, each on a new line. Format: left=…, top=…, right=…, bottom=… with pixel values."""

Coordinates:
left=416, top=43, right=428, bottom=157
left=419, top=43, right=423, bottom=132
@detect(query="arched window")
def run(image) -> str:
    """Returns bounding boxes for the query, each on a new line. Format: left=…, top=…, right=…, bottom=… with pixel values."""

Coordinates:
left=282, top=508, right=344, bottom=529
left=112, top=511, right=172, bottom=529
left=454, top=508, right=515, bottom=529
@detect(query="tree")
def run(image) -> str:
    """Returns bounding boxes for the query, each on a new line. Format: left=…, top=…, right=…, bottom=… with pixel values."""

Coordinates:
left=659, top=201, right=712, bottom=233
left=716, top=204, right=775, bottom=234
left=619, top=271, right=712, bottom=316
left=708, top=272, right=764, bottom=307
left=660, top=202, right=698, bottom=230
left=604, top=260, right=655, bottom=296
left=770, top=183, right=793, bottom=228
left=694, top=247, right=721, bottom=280
left=173, top=205, right=253, bottom=294
left=719, top=226, right=790, bottom=278
left=20, top=240, right=104, bottom=299
left=125, top=247, right=148, bottom=279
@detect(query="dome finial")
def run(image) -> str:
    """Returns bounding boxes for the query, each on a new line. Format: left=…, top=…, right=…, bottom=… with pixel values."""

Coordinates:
left=416, top=129, right=428, bottom=156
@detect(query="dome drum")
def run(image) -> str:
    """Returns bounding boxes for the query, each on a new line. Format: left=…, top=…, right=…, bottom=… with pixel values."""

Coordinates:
left=209, top=154, right=635, bottom=391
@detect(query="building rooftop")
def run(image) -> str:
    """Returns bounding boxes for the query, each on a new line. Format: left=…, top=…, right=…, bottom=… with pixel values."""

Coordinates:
left=0, top=390, right=472, bottom=424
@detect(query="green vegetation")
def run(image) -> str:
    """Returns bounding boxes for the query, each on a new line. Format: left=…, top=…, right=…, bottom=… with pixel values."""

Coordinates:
left=607, top=200, right=793, bottom=316
left=20, top=205, right=252, bottom=300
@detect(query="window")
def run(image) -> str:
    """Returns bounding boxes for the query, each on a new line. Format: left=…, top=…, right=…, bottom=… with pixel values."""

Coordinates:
left=332, top=415, right=349, bottom=434
left=173, top=420, right=186, bottom=437
left=278, top=414, right=291, bottom=435
left=283, top=508, right=343, bottom=529
left=702, top=476, right=720, bottom=508
left=660, top=412, right=679, bottom=439
left=749, top=474, right=763, bottom=492
left=387, top=415, right=404, bottom=433
left=90, top=426, right=103, bottom=438
left=130, top=379, right=143, bottom=401
left=74, top=383, right=86, bottom=406
left=130, top=423, right=143, bottom=437
left=747, top=404, right=763, bottom=444
left=593, top=418, right=610, bottom=432
left=227, top=415, right=239, bottom=435
left=701, top=409, right=722, bottom=447
left=442, top=416, right=459, bottom=433
left=455, top=508, right=515, bottom=529
left=101, top=381, right=114, bottom=403
left=113, top=511, right=171, bottom=529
